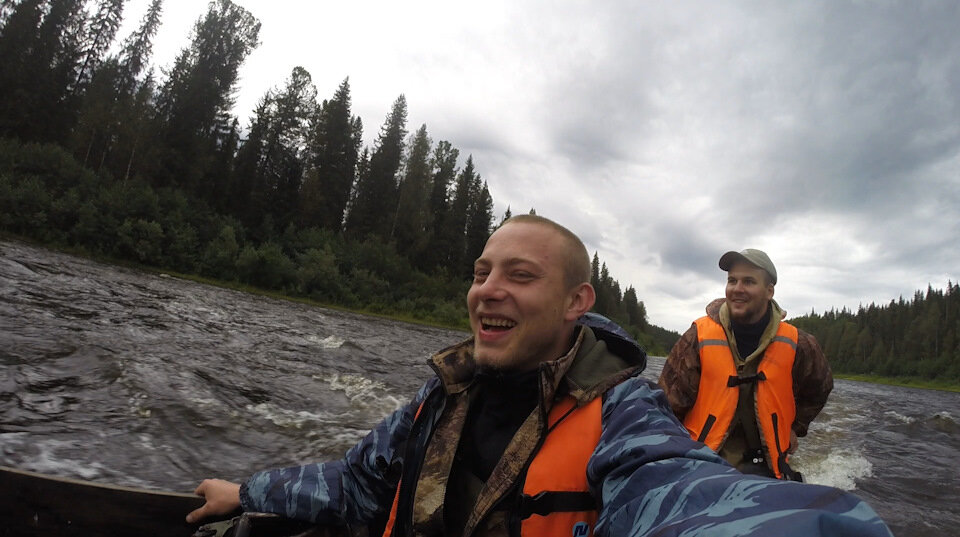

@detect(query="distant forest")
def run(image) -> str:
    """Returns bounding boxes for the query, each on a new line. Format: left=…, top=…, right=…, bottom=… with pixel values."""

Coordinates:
left=0, top=0, right=678, bottom=353
left=791, top=283, right=960, bottom=383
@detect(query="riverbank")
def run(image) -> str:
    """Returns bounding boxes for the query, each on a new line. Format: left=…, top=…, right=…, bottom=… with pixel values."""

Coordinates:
left=834, top=373, right=960, bottom=393
left=161, top=267, right=472, bottom=333
left=1, top=233, right=471, bottom=333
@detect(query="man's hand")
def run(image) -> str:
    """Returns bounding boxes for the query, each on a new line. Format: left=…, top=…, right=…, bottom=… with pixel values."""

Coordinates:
left=186, top=479, right=242, bottom=524
left=788, top=429, right=799, bottom=454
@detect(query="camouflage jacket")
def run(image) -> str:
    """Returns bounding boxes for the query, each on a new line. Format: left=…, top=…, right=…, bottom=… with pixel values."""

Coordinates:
left=240, top=324, right=889, bottom=537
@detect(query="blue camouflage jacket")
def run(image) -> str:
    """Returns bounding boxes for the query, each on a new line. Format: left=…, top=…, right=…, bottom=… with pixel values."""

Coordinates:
left=239, top=323, right=891, bottom=537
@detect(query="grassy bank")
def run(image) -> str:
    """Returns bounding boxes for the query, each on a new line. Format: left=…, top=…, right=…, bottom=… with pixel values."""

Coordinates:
left=162, top=267, right=472, bottom=333
left=833, top=373, right=960, bottom=393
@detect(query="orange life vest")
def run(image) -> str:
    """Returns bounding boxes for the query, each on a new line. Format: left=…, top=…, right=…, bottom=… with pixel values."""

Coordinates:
left=683, top=316, right=799, bottom=479
left=519, top=395, right=600, bottom=537
left=382, top=395, right=601, bottom=537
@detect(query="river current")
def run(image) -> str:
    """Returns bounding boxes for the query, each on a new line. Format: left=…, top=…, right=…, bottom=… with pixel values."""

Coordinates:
left=1, top=240, right=957, bottom=536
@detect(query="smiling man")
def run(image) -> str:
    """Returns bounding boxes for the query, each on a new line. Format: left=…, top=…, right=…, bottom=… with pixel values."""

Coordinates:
left=659, top=248, right=833, bottom=480
left=188, top=224, right=888, bottom=537
left=468, top=217, right=594, bottom=372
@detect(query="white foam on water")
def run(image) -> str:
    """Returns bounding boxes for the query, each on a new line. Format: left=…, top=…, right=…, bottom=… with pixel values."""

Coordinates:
left=188, top=397, right=220, bottom=407
left=319, top=372, right=406, bottom=414
left=134, top=433, right=158, bottom=452
left=794, top=448, right=873, bottom=491
left=324, top=373, right=385, bottom=400
left=883, top=410, right=916, bottom=424
left=243, top=373, right=407, bottom=432
left=932, top=410, right=955, bottom=422
left=246, top=402, right=328, bottom=429
left=0, top=431, right=31, bottom=456
left=127, top=392, right=152, bottom=418
left=308, top=335, right=345, bottom=349
left=1, top=435, right=108, bottom=481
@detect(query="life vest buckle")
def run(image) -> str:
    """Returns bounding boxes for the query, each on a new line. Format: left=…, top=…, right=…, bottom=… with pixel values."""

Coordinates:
left=726, top=370, right=767, bottom=387
left=516, top=491, right=597, bottom=519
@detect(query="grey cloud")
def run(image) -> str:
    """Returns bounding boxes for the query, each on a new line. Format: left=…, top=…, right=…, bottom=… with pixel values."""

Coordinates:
left=724, top=2, right=960, bottom=218
left=648, top=220, right=727, bottom=280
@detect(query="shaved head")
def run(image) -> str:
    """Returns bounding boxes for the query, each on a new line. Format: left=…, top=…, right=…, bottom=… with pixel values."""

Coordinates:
left=499, top=214, right=591, bottom=290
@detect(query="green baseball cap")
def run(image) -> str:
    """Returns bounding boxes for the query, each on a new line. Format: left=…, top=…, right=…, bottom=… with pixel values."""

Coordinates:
left=719, top=249, right=777, bottom=285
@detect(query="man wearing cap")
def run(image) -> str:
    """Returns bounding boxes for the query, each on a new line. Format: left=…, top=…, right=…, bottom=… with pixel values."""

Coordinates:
left=659, top=249, right=832, bottom=480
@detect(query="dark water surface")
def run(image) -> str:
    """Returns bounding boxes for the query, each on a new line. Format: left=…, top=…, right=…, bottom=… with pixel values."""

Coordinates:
left=2, top=240, right=958, bottom=536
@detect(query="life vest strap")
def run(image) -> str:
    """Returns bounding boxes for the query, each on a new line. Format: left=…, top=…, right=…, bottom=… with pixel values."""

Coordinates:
left=517, top=491, right=596, bottom=519
left=726, top=370, right=767, bottom=387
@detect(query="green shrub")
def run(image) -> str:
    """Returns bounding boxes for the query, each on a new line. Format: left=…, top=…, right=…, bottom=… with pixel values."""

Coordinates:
left=0, top=174, right=47, bottom=235
left=237, top=242, right=296, bottom=290
left=347, top=267, right=390, bottom=304
left=164, top=222, right=200, bottom=272
left=116, top=218, right=164, bottom=264
left=296, top=246, right=343, bottom=302
left=201, top=225, right=240, bottom=281
left=71, top=199, right=119, bottom=254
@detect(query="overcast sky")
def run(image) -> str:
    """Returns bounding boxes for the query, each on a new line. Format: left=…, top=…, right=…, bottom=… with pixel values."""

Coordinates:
left=121, top=0, right=960, bottom=334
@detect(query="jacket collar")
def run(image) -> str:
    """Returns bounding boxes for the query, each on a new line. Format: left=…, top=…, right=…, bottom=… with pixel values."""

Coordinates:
left=427, top=327, right=586, bottom=400
left=708, top=297, right=786, bottom=364
left=427, top=324, right=643, bottom=406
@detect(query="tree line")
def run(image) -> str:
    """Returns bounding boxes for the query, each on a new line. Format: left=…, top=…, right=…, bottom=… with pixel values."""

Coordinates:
left=791, top=283, right=960, bottom=382
left=0, top=0, right=671, bottom=351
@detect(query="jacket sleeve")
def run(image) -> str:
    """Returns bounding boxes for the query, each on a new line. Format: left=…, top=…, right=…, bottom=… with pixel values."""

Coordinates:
left=238, top=378, right=439, bottom=524
left=791, top=329, right=833, bottom=437
left=657, top=323, right=700, bottom=421
left=590, top=377, right=892, bottom=537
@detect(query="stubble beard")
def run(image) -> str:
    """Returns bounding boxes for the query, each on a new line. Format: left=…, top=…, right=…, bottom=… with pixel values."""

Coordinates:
left=474, top=337, right=557, bottom=374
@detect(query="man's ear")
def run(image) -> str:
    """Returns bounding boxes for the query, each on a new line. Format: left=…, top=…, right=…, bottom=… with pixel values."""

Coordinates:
left=564, top=283, right=596, bottom=321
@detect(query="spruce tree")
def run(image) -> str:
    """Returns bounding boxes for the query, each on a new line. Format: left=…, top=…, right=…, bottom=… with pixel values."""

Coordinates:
left=463, top=178, right=493, bottom=274
left=70, top=57, right=123, bottom=168
left=623, top=286, right=648, bottom=330
left=117, top=0, right=161, bottom=87
left=266, top=66, right=314, bottom=232
left=0, top=0, right=86, bottom=143
left=439, top=155, right=475, bottom=273
left=393, top=124, right=433, bottom=257
left=233, top=67, right=315, bottom=237
left=233, top=96, right=271, bottom=222
left=0, top=1, right=44, bottom=139
left=345, top=94, right=407, bottom=239
left=111, top=0, right=161, bottom=182
left=301, top=78, right=361, bottom=232
left=420, top=140, right=458, bottom=270
left=34, top=0, right=87, bottom=139
left=153, top=0, right=260, bottom=195
left=70, top=0, right=160, bottom=177
left=74, top=0, right=125, bottom=89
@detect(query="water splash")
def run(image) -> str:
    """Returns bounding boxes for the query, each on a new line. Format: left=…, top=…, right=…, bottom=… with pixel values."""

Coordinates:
left=795, top=448, right=873, bottom=491
left=245, top=402, right=328, bottom=429
left=883, top=410, right=916, bottom=424
left=309, top=335, right=345, bottom=349
left=319, top=372, right=406, bottom=413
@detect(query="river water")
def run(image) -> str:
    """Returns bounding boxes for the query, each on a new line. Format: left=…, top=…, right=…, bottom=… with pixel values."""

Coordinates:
left=1, top=240, right=957, bottom=536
